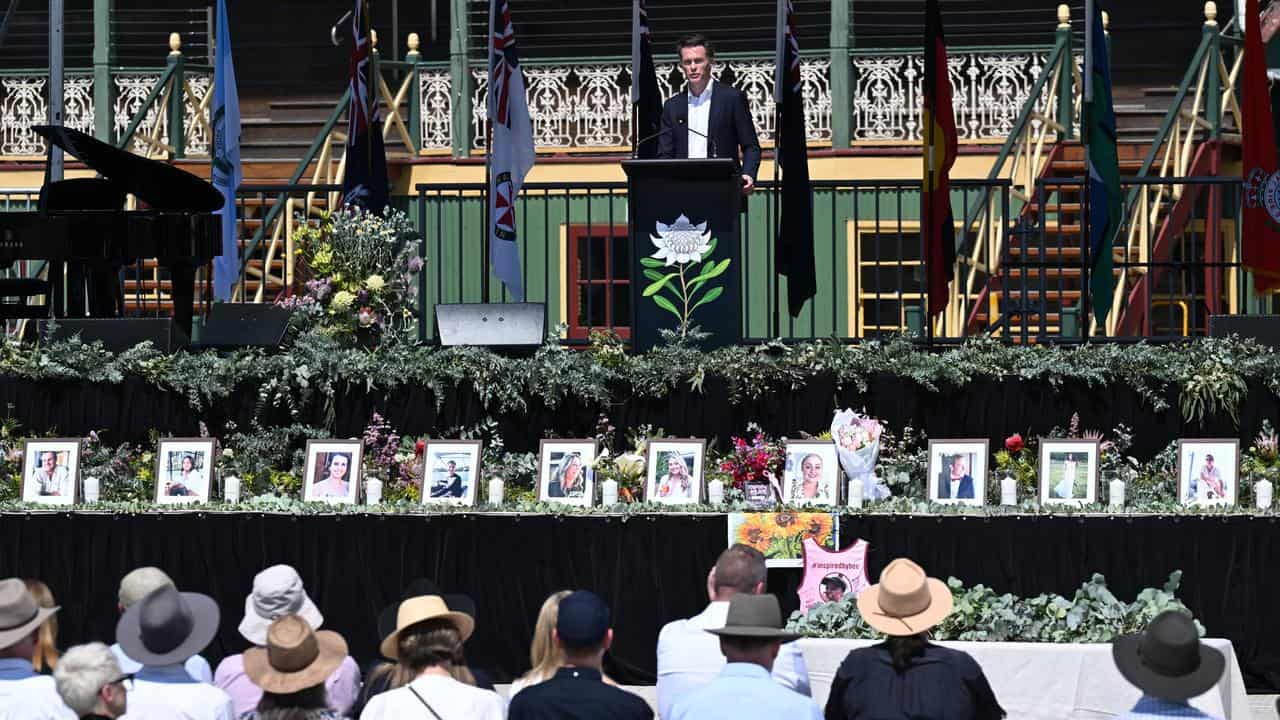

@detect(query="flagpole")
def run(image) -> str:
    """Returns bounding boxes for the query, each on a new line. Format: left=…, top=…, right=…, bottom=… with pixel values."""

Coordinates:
left=1082, top=0, right=1094, bottom=337
left=771, top=0, right=784, bottom=338
left=483, top=0, right=495, bottom=301
left=631, top=0, right=639, bottom=158
left=924, top=2, right=935, bottom=347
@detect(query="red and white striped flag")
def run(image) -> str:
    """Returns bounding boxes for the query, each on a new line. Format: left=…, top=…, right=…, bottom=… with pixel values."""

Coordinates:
left=487, top=0, right=535, bottom=300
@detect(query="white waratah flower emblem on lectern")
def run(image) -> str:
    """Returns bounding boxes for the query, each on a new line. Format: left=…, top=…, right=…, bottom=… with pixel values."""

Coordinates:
left=650, top=215, right=712, bottom=266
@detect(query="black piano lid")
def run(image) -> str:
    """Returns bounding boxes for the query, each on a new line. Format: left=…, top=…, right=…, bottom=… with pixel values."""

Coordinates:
left=33, top=125, right=224, bottom=212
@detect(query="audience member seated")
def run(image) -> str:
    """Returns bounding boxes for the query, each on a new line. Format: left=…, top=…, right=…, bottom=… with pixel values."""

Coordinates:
left=668, top=594, right=821, bottom=720
left=824, top=558, right=1004, bottom=720
left=241, top=614, right=348, bottom=720
left=114, top=584, right=234, bottom=720
left=0, top=578, right=75, bottom=718
left=1111, top=610, right=1225, bottom=719
left=657, top=543, right=809, bottom=718
left=52, top=643, right=128, bottom=719
left=23, top=579, right=61, bottom=675
left=358, top=595, right=504, bottom=720
left=509, top=590, right=572, bottom=698
left=110, top=567, right=213, bottom=682
left=214, top=564, right=361, bottom=716
left=507, top=590, right=652, bottom=720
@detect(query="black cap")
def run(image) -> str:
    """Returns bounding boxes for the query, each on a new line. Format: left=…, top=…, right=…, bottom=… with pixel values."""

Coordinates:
left=556, top=590, right=610, bottom=649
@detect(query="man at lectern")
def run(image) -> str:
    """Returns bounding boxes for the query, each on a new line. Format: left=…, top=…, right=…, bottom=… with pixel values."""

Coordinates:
left=656, top=34, right=762, bottom=196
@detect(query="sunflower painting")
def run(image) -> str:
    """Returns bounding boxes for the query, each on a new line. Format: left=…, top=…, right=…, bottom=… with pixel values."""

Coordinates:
left=727, top=512, right=839, bottom=568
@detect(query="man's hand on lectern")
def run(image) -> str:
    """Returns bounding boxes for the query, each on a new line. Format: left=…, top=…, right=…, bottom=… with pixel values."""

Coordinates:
left=741, top=174, right=755, bottom=196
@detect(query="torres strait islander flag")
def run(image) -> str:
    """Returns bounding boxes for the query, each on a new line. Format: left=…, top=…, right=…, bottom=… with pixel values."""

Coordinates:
left=488, top=0, right=535, bottom=301
left=922, top=0, right=958, bottom=318
left=1242, top=0, right=1280, bottom=292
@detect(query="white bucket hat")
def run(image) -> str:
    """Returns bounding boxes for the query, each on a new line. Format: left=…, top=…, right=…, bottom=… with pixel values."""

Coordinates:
left=239, top=565, right=323, bottom=646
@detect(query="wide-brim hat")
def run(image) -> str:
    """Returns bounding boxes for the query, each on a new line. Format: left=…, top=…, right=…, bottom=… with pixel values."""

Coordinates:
left=376, top=586, right=475, bottom=642
left=243, top=614, right=348, bottom=695
left=116, top=584, right=220, bottom=666
left=857, top=558, right=953, bottom=637
left=240, top=565, right=324, bottom=646
left=0, top=578, right=58, bottom=651
left=379, top=595, right=474, bottom=661
left=706, top=594, right=800, bottom=642
left=1112, top=611, right=1225, bottom=700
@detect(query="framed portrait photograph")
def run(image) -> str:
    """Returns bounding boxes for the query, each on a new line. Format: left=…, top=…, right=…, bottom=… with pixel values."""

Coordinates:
left=422, top=440, right=483, bottom=506
left=1039, top=439, right=1100, bottom=506
left=20, top=439, right=80, bottom=506
left=781, top=440, right=839, bottom=506
left=302, top=440, right=363, bottom=505
left=538, top=440, right=597, bottom=507
left=155, top=438, right=217, bottom=505
left=645, top=439, right=706, bottom=504
left=1177, top=439, right=1239, bottom=508
left=927, top=439, right=989, bottom=506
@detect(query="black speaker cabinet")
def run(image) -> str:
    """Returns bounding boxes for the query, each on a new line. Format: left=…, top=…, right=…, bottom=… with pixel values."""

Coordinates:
left=198, top=303, right=293, bottom=350
left=1208, top=315, right=1280, bottom=348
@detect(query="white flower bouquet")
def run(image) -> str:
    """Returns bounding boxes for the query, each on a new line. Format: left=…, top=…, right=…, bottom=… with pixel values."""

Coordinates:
left=831, top=409, right=891, bottom=500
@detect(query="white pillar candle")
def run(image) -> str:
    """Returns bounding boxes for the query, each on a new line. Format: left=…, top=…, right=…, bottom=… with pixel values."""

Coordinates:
left=707, top=479, right=725, bottom=505
left=1000, top=476, right=1017, bottom=506
left=365, top=477, right=382, bottom=506
left=82, top=476, right=99, bottom=504
left=1256, top=479, right=1274, bottom=510
left=1108, top=478, right=1125, bottom=509
left=847, top=479, right=864, bottom=509
left=488, top=476, right=505, bottom=505
left=602, top=479, right=619, bottom=505
left=223, top=476, right=240, bottom=504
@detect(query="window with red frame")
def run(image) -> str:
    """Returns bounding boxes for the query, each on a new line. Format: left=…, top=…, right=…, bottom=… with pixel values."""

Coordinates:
left=567, top=225, right=630, bottom=340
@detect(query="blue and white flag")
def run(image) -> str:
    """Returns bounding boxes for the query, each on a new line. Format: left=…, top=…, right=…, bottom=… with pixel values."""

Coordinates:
left=211, top=0, right=241, bottom=301
left=487, top=0, right=535, bottom=301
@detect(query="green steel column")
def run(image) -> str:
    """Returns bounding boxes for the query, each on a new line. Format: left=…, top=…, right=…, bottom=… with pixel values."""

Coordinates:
left=407, top=32, right=422, bottom=153
left=829, top=0, right=851, bottom=148
left=1056, top=4, right=1073, bottom=141
left=167, top=33, right=185, bottom=159
left=449, top=0, right=471, bottom=158
left=92, top=0, right=112, bottom=141
left=1204, top=6, right=1221, bottom=139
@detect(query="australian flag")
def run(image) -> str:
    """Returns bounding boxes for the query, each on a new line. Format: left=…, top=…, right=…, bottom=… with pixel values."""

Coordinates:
left=488, top=0, right=535, bottom=300
left=341, top=0, right=388, bottom=213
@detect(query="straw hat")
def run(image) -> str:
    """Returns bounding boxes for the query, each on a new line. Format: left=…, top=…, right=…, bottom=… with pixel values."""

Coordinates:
left=0, top=578, right=58, bottom=650
left=856, top=558, right=953, bottom=636
left=379, top=595, right=475, bottom=661
left=244, top=615, right=348, bottom=695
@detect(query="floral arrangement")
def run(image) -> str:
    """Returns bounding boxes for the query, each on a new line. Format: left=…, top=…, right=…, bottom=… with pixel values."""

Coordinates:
left=788, top=571, right=1201, bottom=642
left=993, top=432, right=1037, bottom=499
left=1242, top=420, right=1280, bottom=484
left=591, top=416, right=653, bottom=502
left=282, top=206, right=423, bottom=346
left=718, top=430, right=783, bottom=496
left=363, top=412, right=420, bottom=503
left=831, top=409, right=888, bottom=499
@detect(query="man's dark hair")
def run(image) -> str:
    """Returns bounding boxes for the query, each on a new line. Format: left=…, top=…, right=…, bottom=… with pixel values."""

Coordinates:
left=714, top=544, right=767, bottom=595
left=821, top=576, right=846, bottom=591
left=676, top=33, right=715, bottom=58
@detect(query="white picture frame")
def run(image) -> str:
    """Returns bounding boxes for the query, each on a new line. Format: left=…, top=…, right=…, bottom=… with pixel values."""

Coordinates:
left=1177, top=439, right=1239, bottom=508
left=155, top=438, right=217, bottom=505
left=20, top=439, right=80, bottom=506
left=538, top=440, right=597, bottom=507
left=644, top=439, right=706, bottom=504
left=302, top=440, right=363, bottom=505
left=781, top=440, right=839, bottom=506
left=927, top=439, right=989, bottom=507
left=422, top=440, right=483, bottom=506
left=1038, top=439, right=1100, bottom=507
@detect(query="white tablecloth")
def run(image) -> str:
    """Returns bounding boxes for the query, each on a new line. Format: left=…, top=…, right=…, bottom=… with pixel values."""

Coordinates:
left=800, top=638, right=1252, bottom=719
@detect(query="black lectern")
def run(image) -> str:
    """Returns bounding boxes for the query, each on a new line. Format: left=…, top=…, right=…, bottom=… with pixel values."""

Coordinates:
left=623, top=158, right=742, bottom=351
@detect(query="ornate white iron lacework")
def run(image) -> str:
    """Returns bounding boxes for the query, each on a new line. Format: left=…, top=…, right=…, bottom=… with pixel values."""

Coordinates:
left=112, top=72, right=212, bottom=156
left=0, top=74, right=94, bottom=156
left=419, top=69, right=452, bottom=149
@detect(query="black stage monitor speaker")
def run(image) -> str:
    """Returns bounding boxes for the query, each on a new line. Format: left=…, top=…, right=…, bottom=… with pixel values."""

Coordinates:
left=1208, top=314, right=1280, bottom=348
left=33, top=318, right=190, bottom=353
left=436, top=303, right=545, bottom=347
left=198, top=303, right=293, bottom=350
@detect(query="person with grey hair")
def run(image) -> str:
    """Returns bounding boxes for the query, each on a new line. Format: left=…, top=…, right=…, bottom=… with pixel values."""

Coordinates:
left=109, top=567, right=212, bottom=682
left=53, top=643, right=128, bottom=719
left=656, top=544, right=810, bottom=719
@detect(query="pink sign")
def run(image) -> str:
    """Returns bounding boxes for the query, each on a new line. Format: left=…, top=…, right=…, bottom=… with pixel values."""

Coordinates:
left=797, top=536, right=870, bottom=613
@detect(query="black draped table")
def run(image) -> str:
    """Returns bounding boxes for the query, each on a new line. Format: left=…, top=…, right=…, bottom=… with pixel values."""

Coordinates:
left=2, top=512, right=1278, bottom=692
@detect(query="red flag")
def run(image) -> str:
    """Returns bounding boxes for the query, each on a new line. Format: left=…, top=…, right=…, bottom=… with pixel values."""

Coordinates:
left=1243, top=0, right=1280, bottom=292
left=923, top=0, right=958, bottom=317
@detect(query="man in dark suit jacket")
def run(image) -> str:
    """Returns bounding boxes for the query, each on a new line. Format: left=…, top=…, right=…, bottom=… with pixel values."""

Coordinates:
left=938, top=454, right=975, bottom=499
left=656, top=34, right=762, bottom=196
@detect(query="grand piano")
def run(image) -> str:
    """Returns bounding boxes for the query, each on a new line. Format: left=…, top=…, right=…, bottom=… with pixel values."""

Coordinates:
left=0, top=125, right=223, bottom=336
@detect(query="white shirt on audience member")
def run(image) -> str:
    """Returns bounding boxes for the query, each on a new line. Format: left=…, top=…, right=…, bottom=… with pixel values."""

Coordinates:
left=109, top=642, right=212, bottom=682
left=0, top=658, right=75, bottom=720
left=656, top=600, right=810, bottom=720
left=360, top=674, right=504, bottom=720
left=123, top=663, right=235, bottom=720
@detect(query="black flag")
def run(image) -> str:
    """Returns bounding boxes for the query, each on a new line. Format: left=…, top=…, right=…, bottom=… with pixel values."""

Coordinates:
left=775, top=0, right=815, bottom=316
left=632, top=0, right=662, bottom=158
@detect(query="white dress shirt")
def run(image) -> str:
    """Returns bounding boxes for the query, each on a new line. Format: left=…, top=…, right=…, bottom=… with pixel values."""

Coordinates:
left=0, top=659, right=75, bottom=720
left=360, top=674, right=505, bottom=720
left=687, top=79, right=714, bottom=159
left=656, top=600, right=810, bottom=720
left=109, top=642, right=212, bottom=682
left=949, top=478, right=961, bottom=498
left=122, top=664, right=235, bottom=720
